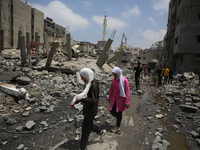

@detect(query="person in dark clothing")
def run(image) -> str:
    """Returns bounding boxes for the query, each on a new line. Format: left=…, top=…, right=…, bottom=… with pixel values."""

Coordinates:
left=133, top=62, right=143, bottom=90
left=168, top=67, right=174, bottom=84
left=157, top=66, right=162, bottom=85
left=70, top=68, right=106, bottom=150
left=147, top=66, right=151, bottom=77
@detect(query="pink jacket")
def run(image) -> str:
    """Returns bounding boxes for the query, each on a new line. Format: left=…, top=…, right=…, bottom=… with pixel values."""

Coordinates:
left=108, top=76, right=130, bottom=112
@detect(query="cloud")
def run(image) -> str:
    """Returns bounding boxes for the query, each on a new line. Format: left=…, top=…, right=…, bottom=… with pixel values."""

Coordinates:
left=91, top=15, right=129, bottom=30
left=148, top=17, right=156, bottom=25
left=140, top=29, right=166, bottom=42
left=81, top=1, right=92, bottom=7
left=122, top=5, right=140, bottom=17
left=152, top=0, right=170, bottom=12
left=32, top=1, right=90, bottom=31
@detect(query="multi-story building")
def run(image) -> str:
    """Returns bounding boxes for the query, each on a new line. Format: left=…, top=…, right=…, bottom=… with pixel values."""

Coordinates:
left=0, top=0, right=44, bottom=49
left=31, top=8, right=44, bottom=43
left=165, top=0, right=200, bottom=73
left=44, top=17, right=66, bottom=44
left=115, top=45, right=141, bottom=64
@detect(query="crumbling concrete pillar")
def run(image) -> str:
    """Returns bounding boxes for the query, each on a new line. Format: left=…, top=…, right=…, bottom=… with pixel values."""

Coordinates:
left=20, top=35, right=26, bottom=66
left=43, top=33, right=50, bottom=57
left=1, top=29, right=4, bottom=50
left=35, top=35, right=40, bottom=52
left=17, top=30, right=22, bottom=49
left=67, top=33, right=72, bottom=61
left=107, top=50, right=125, bottom=64
left=96, top=38, right=113, bottom=67
left=45, top=42, right=59, bottom=68
left=26, top=32, right=32, bottom=68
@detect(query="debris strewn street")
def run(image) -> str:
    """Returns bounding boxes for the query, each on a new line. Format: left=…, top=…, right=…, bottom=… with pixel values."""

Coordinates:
left=0, top=48, right=200, bottom=150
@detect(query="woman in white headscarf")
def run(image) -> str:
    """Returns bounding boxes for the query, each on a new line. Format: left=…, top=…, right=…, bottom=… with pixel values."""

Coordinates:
left=70, top=68, right=106, bottom=150
left=108, top=66, right=130, bottom=133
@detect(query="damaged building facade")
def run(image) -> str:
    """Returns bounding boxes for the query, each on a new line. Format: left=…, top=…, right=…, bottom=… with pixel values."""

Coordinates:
left=165, top=0, right=200, bottom=73
left=0, top=0, right=44, bottom=49
left=44, top=17, right=66, bottom=45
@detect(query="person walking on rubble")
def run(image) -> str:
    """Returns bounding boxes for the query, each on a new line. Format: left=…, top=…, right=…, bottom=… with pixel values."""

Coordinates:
left=133, top=61, right=143, bottom=90
left=69, top=68, right=106, bottom=150
left=161, top=65, right=170, bottom=84
left=168, top=67, right=174, bottom=84
left=108, top=66, right=130, bottom=133
left=157, top=66, right=162, bottom=85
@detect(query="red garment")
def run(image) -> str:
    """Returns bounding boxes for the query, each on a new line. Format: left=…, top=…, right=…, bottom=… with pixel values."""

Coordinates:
left=108, top=76, right=130, bottom=112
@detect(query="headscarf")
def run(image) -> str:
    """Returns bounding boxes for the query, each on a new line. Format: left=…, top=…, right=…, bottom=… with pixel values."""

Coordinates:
left=112, top=67, right=126, bottom=97
left=71, top=68, right=94, bottom=104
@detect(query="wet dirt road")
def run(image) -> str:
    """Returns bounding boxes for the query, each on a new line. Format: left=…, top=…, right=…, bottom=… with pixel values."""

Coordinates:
left=85, top=87, right=190, bottom=150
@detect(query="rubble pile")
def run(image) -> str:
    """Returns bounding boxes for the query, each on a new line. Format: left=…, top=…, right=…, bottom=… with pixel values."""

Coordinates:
left=0, top=48, right=199, bottom=149
left=0, top=49, right=137, bottom=149
left=146, top=73, right=200, bottom=149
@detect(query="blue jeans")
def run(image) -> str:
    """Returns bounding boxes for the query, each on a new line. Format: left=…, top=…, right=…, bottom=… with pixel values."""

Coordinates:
left=135, top=76, right=140, bottom=89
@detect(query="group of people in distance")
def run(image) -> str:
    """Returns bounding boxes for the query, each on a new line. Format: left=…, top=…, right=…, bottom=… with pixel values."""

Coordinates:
left=69, top=66, right=130, bottom=150
left=133, top=61, right=178, bottom=89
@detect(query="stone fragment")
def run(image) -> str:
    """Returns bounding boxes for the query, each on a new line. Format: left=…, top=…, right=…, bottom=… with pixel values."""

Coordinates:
left=17, top=144, right=24, bottom=150
left=22, top=111, right=30, bottom=117
left=25, top=120, right=36, bottom=130
left=16, top=126, right=24, bottom=132
left=16, top=76, right=31, bottom=85
left=179, top=105, right=198, bottom=113
left=40, top=121, right=48, bottom=127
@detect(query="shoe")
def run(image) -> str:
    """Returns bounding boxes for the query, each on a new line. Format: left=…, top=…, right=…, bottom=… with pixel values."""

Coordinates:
left=111, top=126, right=120, bottom=133
left=99, top=129, right=106, bottom=142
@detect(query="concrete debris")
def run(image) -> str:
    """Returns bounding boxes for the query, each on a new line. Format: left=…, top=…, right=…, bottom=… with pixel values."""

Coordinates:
left=25, top=120, right=36, bottom=130
left=0, top=48, right=199, bottom=150
left=0, top=84, right=27, bottom=99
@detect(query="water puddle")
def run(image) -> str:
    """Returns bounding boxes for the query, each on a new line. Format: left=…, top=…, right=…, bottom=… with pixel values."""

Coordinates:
left=139, top=90, right=189, bottom=149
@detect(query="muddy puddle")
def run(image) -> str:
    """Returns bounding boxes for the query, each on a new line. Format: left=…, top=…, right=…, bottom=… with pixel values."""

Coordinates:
left=139, top=91, right=189, bottom=150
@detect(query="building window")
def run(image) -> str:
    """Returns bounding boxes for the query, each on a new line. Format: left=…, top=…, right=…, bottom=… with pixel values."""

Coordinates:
left=197, top=35, right=200, bottom=42
left=178, top=0, right=181, bottom=5
left=175, top=37, right=179, bottom=45
left=193, top=54, right=200, bottom=61
left=180, top=56, right=183, bottom=63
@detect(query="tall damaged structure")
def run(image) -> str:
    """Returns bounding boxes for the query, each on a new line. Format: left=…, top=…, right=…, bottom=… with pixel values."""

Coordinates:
left=165, top=0, right=200, bottom=73
left=0, top=0, right=44, bottom=49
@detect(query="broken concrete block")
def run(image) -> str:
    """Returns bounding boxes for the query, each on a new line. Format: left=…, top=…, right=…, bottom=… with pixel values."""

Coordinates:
left=16, top=126, right=24, bottom=132
left=179, top=105, right=198, bottom=113
left=174, top=98, right=180, bottom=103
left=155, top=114, right=164, bottom=119
left=16, top=144, right=25, bottom=150
left=16, top=76, right=31, bottom=85
left=22, top=111, right=30, bottom=117
left=193, top=102, right=200, bottom=108
left=25, top=120, right=36, bottom=130
left=0, top=84, right=27, bottom=99
left=193, top=97, right=200, bottom=103
left=40, top=121, right=48, bottom=127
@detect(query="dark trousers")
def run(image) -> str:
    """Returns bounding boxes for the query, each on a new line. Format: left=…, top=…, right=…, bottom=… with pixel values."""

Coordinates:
left=158, top=75, right=162, bottom=85
left=168, top=76, right=173, bottom=84
left=110, top=102, right=122, bottom=127
left=135, top=75, right=140, bottom=89
left=80, top=117, right=101, bottom=150
left=164, top=75, right=168, bottom=83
